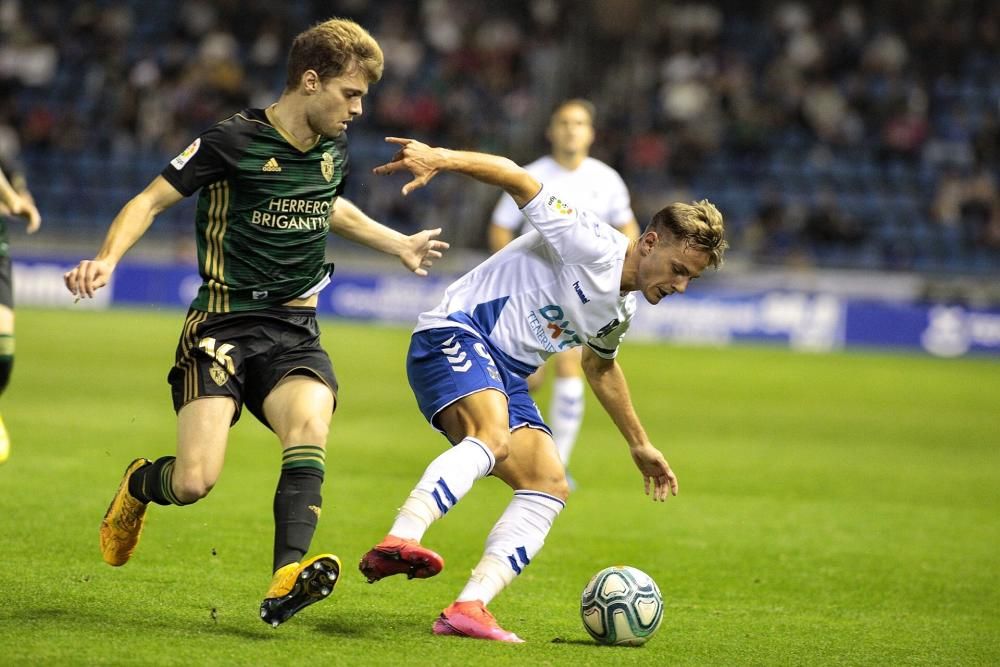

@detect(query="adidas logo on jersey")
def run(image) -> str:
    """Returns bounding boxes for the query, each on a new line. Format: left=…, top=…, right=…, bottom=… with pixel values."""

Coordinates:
left=262, top=158, right=282, bottom=173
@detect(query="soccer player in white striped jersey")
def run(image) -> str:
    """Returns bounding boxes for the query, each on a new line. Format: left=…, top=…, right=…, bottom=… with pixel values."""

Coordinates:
left=489, top=100, right=640, bottom=483
left=360, top=136, right=727, bottom=642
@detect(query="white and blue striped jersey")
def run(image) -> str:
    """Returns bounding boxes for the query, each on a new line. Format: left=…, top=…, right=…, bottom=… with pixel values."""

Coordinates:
left=491, top=156, right=635, bottom=234
left=415, top=184, right=637, bottom=376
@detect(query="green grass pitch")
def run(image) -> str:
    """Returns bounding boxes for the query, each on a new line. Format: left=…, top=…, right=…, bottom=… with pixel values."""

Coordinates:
left=1, top=307, right=997, bottom=665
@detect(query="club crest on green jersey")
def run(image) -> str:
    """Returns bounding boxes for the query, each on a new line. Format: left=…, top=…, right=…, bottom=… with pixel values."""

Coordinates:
left=321, top=152, right=334, bottom=182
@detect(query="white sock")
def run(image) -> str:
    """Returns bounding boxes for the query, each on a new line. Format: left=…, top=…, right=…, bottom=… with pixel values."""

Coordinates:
left=457, top=490, right=565, bottom=605
left=389, top=437, right=496, bottom=542
left=549, top=377, right=585, bottom=466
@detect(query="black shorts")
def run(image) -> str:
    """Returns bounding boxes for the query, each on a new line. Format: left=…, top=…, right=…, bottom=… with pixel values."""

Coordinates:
left=167, top=306, right=338, bottom=428
left=0, top=256, right=12, bottom=309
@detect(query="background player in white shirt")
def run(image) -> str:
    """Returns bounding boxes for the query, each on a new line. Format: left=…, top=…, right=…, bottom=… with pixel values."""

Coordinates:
left=360, top=136, right=727, bottom=642
left=489, top=99, right=640, bottom=482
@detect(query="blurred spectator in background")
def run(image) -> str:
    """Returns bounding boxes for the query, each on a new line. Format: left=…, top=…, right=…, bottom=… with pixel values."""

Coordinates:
left=932, top=167, right=966, bottom=231
left=0, top=0, right=997, bottom=273
left=934, top=166, right=1000, bottom=248
left=744, top=186, right=805, bottom=265
left=959, top=167, right=999, bottom=248
left=804, top=186, right=867, bottom=256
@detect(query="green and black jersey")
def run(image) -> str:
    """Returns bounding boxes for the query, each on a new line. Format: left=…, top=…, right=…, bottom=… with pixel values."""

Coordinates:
left=0, top=207, right=8, bottom=259
left=0, top=155, right=26, bottom=259
left=160, top=107, right=349, bottom=312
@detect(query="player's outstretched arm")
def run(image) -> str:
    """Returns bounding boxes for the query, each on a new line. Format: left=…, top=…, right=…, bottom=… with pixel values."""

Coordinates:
left=373, top=137, right=541, bottom=207
left=581, top=345, right=679, bottom=501
left=329, top=197, right=449, bottom=277
left=64, top=176, right=183, bottom=299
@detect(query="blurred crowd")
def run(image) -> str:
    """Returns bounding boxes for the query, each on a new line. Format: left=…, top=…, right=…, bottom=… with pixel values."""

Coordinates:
left=0, top=0, right=997, bottom=272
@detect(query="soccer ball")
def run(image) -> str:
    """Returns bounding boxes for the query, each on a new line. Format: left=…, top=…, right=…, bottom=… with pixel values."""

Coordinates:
left=580, top=565, right=664, bottom=646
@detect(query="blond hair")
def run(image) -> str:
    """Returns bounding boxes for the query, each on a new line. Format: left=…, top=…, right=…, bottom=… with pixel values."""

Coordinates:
left=286, top=18, right=384, bottom=89
left=647, top=200, right=728, bottom=268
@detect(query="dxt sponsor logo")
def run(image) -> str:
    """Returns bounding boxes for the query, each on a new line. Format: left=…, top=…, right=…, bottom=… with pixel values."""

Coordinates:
left=539, top=305, right=583, bottom=350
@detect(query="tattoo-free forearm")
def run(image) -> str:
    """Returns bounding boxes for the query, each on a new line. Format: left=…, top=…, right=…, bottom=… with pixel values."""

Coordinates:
left=94, top=177, right=182, bottom=265
left=436, top=149, right=541, bottom=207
left=583, top=353, right=650, bottom=449
left=329, top=197, right=408, bottom=255
left=94, top=193, right=162, bottom=265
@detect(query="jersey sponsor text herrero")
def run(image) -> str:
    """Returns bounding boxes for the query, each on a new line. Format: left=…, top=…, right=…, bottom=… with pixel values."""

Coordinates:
left=251, top=197, right=332, bottom=230
left=161, top=108, right=348, bottom=312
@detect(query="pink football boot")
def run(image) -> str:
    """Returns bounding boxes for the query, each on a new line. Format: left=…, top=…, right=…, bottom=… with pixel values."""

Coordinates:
left=359, top=536, right=444, bottom=583
left=432, top=600, right=524, bottom=643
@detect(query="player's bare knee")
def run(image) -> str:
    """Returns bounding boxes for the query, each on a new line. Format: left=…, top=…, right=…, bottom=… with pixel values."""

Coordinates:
left=172, top=471, right=216, bottom=503
left=500, top=467, right=569, bottom=500
left=281, top=414, right=330, bottom=447
left=173, top=480, right=213, bottom=503
left=548, top=475, right=571, bottom=502
left=475, top=427, right=511, bottom=462
left=530, top=472, right=571, bottom=502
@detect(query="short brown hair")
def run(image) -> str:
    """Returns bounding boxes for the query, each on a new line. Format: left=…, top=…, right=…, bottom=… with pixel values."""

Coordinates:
left=552, top=98, right=596, bottom=124
left=286, top=18, right=384, bottom=89
left=647, top=200, right=728, bottom=268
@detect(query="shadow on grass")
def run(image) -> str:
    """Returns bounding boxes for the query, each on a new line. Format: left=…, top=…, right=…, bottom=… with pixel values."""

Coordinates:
left=2, top=603, right=278, bottom=643
left=551, top=637, right=646, bottom=648
left=200, top=621, right=285, bottom=642
left=303, top=617, right=372, bottom=638
left=550, top=638, right=600, bottom=646
left=303, top=604, right=435, bottom=638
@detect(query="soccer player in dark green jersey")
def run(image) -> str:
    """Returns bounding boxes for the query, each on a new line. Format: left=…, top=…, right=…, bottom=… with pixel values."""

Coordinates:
left=0, top=158, right=41, bottom=464
left=63, top=18, right=448, bottom=627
